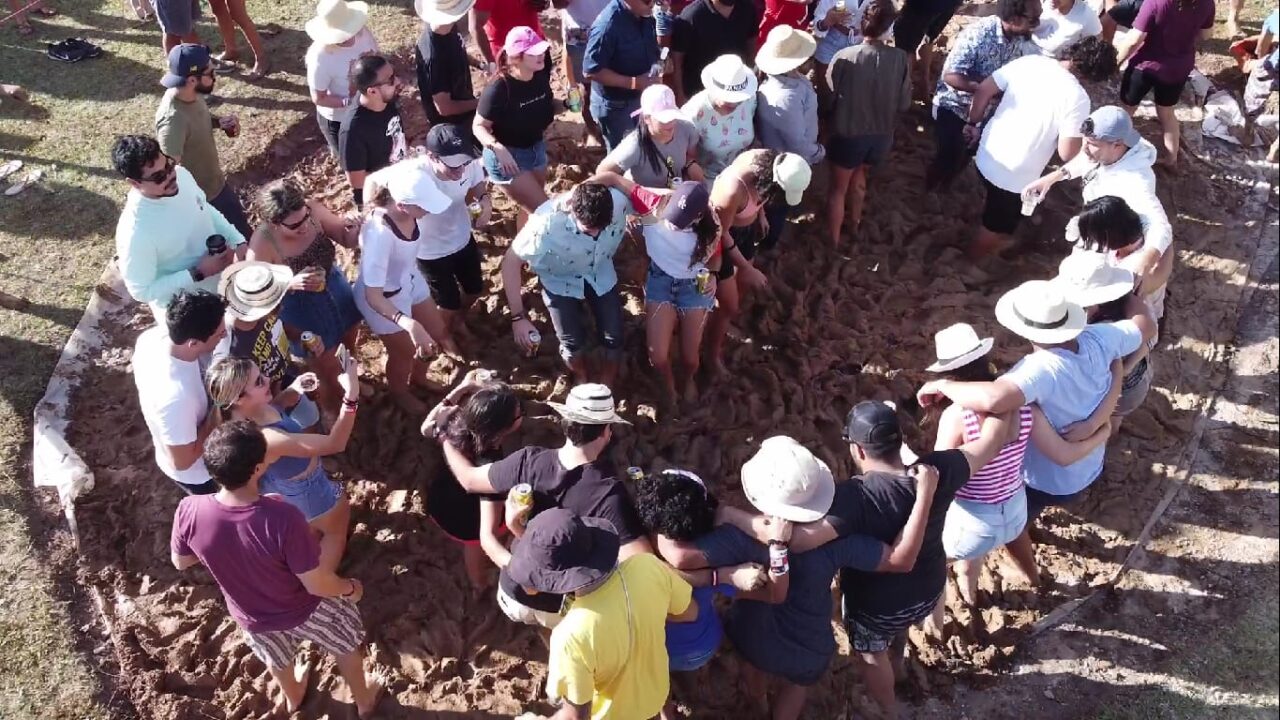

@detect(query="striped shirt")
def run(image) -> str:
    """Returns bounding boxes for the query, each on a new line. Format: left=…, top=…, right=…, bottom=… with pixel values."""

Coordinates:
left=955, top=406, right=1033, bottom=504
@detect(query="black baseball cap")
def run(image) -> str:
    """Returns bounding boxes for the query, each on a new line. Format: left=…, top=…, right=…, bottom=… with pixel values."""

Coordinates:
left=661, top=181, right=710, bottom=230
left=425, top=123, right=479, bottom=168
left=161, top=44, right=212, bottom=89
left=843, top=401, right=902, bottom=450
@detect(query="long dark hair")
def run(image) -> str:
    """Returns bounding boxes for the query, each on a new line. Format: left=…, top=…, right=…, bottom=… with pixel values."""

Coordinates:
left=922, top=358, right=1000, bottom=428
left=1091, top=292, right=1135, bottom=324
left=635, top=121, right=673, bottom=183
left=442, top=384, right=521, bottom=460
left=1076, top=195, right=1143, bottom=253
left=745, top=149, right=784, bottom=208
left=688, top=213, right=720, bottom=270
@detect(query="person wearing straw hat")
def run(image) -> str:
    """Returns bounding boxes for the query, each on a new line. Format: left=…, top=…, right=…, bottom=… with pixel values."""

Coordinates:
left=681, top=54, right=758, bottom=180
left=598, top=84, right=705, bottom=188
left=756, top=26, right=824, bottom=168
left=669, top=0, right=759, bottom=105
left=509, top=508, right=697, bottom=720
left=414, top=0, right=485, bottom=132
left=306, top=0, right=379, bottom=157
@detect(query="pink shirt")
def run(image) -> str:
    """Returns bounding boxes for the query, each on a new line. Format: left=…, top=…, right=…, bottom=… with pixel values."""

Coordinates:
left=955, top=406, right=1032, bottom=503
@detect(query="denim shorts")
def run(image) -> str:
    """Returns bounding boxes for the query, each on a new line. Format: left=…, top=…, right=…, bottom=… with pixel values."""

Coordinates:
left=645, top=263, right=714, bottom=312
left=482, top=141, right=548, bottom=184
left=1115, top=357, right=1153, bottom=417
left=655, top=3, right=674, bottom=36
left=942, top=487, right=1029, bottom=561
left=669, top=644, right=717, bottom=672
left=260, top=463, right=342, bottom=521
left=543, top=285, right=625, bottom=363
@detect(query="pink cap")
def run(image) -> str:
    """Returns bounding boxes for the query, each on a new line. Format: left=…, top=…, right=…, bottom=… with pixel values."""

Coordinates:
left=630, top=84, right=686, bottom=123
left=503, top=26, right=550, bottom=57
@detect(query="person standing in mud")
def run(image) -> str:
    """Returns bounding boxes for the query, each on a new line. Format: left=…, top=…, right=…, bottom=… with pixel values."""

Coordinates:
left=172, top=421, right=383, bottom=718
left=414, top=0, right=482, bottom=133
left=583, top=0, right=662, bottom=150
left=340, top=53, right=409, bottom=209
left=306, top=0, right=380, bottom=157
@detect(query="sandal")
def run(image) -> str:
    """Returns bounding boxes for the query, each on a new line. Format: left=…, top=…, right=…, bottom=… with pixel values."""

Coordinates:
left=5, top=168, right=44, bottom=196
left=0, top=160, right=23, bottom=182
left=210, top=56, right=237, bottom=74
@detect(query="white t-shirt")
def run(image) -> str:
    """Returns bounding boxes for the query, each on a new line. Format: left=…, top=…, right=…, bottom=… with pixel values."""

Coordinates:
left=976, top=54, right=1090, bottom=193
left=359, top=209, right=422, bottom=292
left=133, top=326, right=212, bottom=486
left=1033, top=0, right=1103, bottom=57
left=413, top=158, right=486, bottom=261
left=644, top=221, right=707, bottom=279
left=306, top=28, right=380, bottom=121
left=561, top=0, right=611, bottom=42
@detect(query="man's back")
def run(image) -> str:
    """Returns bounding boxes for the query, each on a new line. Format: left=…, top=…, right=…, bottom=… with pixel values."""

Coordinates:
left=155, top=89, right=226, bottom=198
left=134, top=326, right=211, bottom=485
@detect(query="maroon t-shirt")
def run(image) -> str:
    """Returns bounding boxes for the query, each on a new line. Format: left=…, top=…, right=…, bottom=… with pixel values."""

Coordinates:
left=1132, top=0, right=1215, bottom=84
left=170, top=494, right=322, bottom=632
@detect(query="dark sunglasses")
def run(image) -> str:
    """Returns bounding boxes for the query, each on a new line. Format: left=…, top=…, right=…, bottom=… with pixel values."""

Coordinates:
left=280, top=207, right=312, bottom=231
left=142, top=156, right=176, bottom=184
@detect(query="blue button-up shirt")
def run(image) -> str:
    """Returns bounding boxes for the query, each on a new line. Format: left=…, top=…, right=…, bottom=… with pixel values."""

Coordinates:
left=933, top=15, right=1038, bottom=120
left=513, top=189, right=633, bottom=299
left=585, top=0, right=660, bottom=102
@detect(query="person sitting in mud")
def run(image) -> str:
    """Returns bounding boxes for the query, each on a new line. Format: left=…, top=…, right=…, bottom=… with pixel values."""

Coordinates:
left=420, top=370, right=524, bottom=593
left=205, top=355, right=359, bottom=572
left=507, top=508, right=697, bottom=720
left=354, top=159, right=454, bottom=416
left=1022, top=107, right=1174, bottom=322
left=705, top=149, right=811, bottom=376
left=597, top=84, right=705, bottom=188
left=171, top=421, right=383, bottom=718
left=216, top=261, right=322, bottom=431
left=246, top=178, right=362, bottom=418
left=437, top=384, right=653, bottom=628
left=501, top=183, right=644, bottom=386
left=112, top=134, right=246, bottom=322
left=133, top=290, right=229, bottom=496
left=917, top=280, right=1146, bottom=575
left=921, top=322, right=1113, bottom=634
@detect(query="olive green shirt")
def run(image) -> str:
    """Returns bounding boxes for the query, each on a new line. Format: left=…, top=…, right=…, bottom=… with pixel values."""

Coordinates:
left=155, top=89, right=226, bottom=198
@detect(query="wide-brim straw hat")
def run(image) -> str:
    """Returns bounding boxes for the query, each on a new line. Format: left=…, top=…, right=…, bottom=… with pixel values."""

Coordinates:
left=756, top=25, right=816, bottom=76
left=1053, top=251, right=1136, bottom=308
left=546, top=383, right=632, bottom=425
left=740, top=436, right=835, bottom=523
left=415, top=0, right=477, bottom=25
left=995, top=280, right=1088, bottom=346
left=701, top=54, right=758, bottom=104
left=927, top=322, right=995, bottom=373
left=305, top=0, right=371, bottom=45
left=219, top=261, right=294, bottom=323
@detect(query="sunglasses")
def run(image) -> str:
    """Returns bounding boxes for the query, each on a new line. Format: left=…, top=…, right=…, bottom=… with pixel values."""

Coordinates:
left=142, top=156, right=176, bottom=184
left=279, top=207, right=312, bottom=231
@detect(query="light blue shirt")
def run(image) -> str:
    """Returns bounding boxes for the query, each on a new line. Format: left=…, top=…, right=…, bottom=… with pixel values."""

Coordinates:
left=1004, top=321, right=1144, bottom=496
left=512, top=189, right=632, bottom=299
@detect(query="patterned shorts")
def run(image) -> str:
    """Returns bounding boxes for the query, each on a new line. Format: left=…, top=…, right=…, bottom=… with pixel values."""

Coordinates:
left=242, top=597, right=364, bottom=669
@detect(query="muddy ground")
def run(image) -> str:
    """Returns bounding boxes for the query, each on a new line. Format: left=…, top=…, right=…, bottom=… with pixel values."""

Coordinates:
left=56, top=14, right=1279, bottom=720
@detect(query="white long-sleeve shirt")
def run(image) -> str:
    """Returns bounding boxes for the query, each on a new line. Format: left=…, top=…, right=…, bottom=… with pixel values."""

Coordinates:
left=1063, top=137, right=1172, bottom=257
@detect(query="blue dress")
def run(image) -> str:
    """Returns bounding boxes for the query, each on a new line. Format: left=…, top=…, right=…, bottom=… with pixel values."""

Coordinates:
left=263, top=222, right=363, bottom=355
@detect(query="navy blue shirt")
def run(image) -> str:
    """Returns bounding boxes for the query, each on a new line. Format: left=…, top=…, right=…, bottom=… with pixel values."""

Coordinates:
left=585, top=0, right=660, bottom=101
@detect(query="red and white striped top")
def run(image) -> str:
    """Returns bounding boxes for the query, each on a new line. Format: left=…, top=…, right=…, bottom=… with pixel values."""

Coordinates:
left=955, top=406, right=1033, bottom=503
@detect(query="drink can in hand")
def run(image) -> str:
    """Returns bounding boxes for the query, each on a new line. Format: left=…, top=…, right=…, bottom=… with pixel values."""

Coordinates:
left=527, top=329, right=541, bottom=356
left=626, top=466, right=645, bottom=482
left=510, top=483, right=534, bottom=509
left=695, top=268, right=712, bottom=295
left=567, top=85, right=583, bottom=113
left=768, top=541, right=790, bottom=575
left=301, top=331, right=324, bottom=357
left=475, top=369, right=494, bottom=383
left=468, top=201, right=483, bottom=220
left=205, top=234, right=227, bottom=255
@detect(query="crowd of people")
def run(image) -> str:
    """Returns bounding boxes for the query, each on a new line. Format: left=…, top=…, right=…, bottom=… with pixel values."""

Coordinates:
left=96, top=0, right=1274, bottom=717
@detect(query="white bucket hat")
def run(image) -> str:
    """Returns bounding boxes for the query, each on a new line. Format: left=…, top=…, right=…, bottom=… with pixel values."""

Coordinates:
left=994, top=280, right=1088, bottom=345
left=741, top=436, right=834, bottom=523
left=219, top=261, right=294, bottom=323
left=547, top=383, right=632, bottom=425
left=305, top=0, right=370, bottom=45
left=701, top=54, right=758, bottom=104
left=415, top=0, right=477, bottom=25
left=756, top=25, right=816, bottom=76
left=927, top=323, right=994, bottom=373
left=1053, top=251, right=1135, bottom=308
left=773, top=152, right=812, bottom=206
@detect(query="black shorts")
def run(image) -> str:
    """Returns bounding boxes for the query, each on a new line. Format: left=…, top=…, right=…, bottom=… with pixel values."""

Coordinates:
left=894, top=0, right=964, bottom=52
left=1120, top=65, right=1185, bottom=107
left=980, top=176, right=1024, bottom=235
left=417, top=236, right=484, bottom=311
left=716, top=224, right=761, bottom=280
left=173, top=478, right=218, bottom=495
left=1107, top=0, right=1142, bottom=28
left=828, top=133, right=892, bottom=169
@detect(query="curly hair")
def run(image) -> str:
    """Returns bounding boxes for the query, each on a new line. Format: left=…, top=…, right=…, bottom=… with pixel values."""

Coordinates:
left=257, top=178, right=308, bottom=226
left=443, top=384, right=521, bottom=460
left=742, top=149, right=785, bottom=208
left=996, top=0, right=1039, bottom=23
left=634, top=470, right=718, bottom=541
left=570, top=182, right=615, bottom=232
left=688, top=213, right=720, bottom=270
left=1063, top=36, right=1119, bottom=83
left=111, top=134, right=163, bottom=181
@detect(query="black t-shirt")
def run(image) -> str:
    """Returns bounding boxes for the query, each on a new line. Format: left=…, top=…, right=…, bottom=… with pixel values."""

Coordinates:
left=428, top=447, right=504, bottom=542
left=416, top=28, right=476, bottom=127
left=671, top=0, right=759, bottom=97
left=832, top=449, right=972, bottom=621
left=338, top=100, right=408, bottom=174
left=225, top=321, right=297, bottom=392
left=476, top=67, right=554, bottom=150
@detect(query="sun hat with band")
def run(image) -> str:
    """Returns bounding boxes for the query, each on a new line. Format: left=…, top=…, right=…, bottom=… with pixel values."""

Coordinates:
left=994, top=280, right=1087, bottom=346
left=630, top=84, right=687, bottom=124
left=219, top=261, right=294, bottom=323
left=927, top=323, right=995, bottom=373
left=1053, top=251, right=1136, bottom=308
left=506, top=508, right=621, bottom=595
left=701, top=54, right=758, bottom=104
left=504, top=26, right=550, bottom=58
left=756, top=25, right=817, bottom=76
left=415, top=0, right=476, bottom=25
left=741, top=436, right=835, bottom=523
left=773, top=152, right=812, bottom=206
left=547, top=383, right=632, bottom=425
left=306, top=0, right=370, bottom=44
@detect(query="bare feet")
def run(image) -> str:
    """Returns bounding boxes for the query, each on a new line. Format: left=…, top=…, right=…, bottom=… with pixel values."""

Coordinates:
left=245, top=61, right=271, bottom=80
left=357, top=679, right=385, bottom=719
left=283, top=661, right=312, bottom=713
left=0, top=84, right=27, bottom=102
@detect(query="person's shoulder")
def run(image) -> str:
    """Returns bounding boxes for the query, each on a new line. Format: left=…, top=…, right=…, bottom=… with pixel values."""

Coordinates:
left=920, top=448, right=970, bottom=477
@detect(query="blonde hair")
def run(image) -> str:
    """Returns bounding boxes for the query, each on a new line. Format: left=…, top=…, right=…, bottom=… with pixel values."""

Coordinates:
left=206, top=357, right=257, bottom=423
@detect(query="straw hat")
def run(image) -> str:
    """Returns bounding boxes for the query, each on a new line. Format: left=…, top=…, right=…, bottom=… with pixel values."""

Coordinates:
left=219, top=261, right=294, bottom=323
left=740, top=436, right=834, bottom=523
left=701, top=54, right=758, bottom=104
left=415, top=0, right=477, bottom=24
left=1053, top=251, right=1136, bottom=308
left=546, top=384, right=631, bottom=425
left=756, top=26, right=816, bottom=76
left=994, top=280, right=1087, bottom=345
left=927, top=323, right=994, bottom=373
left=305, top=0, right=370, bottom=45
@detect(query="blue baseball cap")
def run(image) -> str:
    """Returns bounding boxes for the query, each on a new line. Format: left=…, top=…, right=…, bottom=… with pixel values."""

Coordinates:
left=161, top=44, right=212, bottom=89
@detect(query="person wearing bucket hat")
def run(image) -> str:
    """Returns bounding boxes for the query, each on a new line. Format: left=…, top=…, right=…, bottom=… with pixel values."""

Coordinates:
left=306, top=0, right=379, bottom=157
left=598, top=84, right=704, bottom=188
left=414, top=0, right=483, bottom=131
left=681, top=55, right=758, bottom=180
left=670, top=0, right=758, bottom=105
left=757, top=27, right=824, bottom=168
left=510, top=508, right=697, bottom=720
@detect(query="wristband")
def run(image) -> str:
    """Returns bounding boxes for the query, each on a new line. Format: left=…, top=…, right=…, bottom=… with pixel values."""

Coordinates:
left=712, top=568, right=719, bottom=587
left=509, top=312, right=526, bottom=323
left=393, top=311, right=406, bottom=325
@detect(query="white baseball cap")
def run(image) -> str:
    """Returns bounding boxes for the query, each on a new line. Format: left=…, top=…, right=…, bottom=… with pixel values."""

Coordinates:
left=772, top=152, right=812, bottom=206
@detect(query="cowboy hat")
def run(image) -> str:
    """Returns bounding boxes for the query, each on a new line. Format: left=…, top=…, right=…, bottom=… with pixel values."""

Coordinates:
left=756, top=25, right=816, bottom=76
left=1053, top=251, right=1136, bottom=308
left=415, top=0, right=476, bottom=25
left=506, top=508, right=621, bottom=595
left=701, top=54, right=758, bottom=104
left=741, top=436, right=835, bottom=523
left=927, top=323, right=995, bottom=373
left=219, top=261, right=294, bottom=323
left=547, top=383, right=631, bottom=425
left=994, top=280, right=1087, bottom=345
left=305, top=0, right=370, bottom=45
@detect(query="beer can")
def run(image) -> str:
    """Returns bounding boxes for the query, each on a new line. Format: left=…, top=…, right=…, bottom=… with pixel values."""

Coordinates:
left=695, top=268, right=712, bottom=295
left=768, top=542, right=790, bottom=575
left=510, top=483, right=534, bottom=509
left=567, top=86, right=583, bottom=113
left=301, top=331, right=323, bottom=357
left=626, top=466, right=644, bottom=482
left=468, top=201, right=483, bottom=220
left=475, top=369, right=494, bottom=383
left=527, top=329, right=541, bottom=355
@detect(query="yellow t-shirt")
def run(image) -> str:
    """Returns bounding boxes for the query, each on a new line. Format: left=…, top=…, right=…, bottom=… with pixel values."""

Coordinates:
left=545, top=554, right=694, bottom=720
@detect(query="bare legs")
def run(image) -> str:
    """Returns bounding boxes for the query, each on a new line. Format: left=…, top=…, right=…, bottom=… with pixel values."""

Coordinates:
left=268, top=661, right=312, bottom=713
left=1226, top=0, right=1244, bottom=37
left=501, top=170, right=549, bottom=233
left=207, top=0, right=269, bottom=77
left=163, top=31, right=201, bottom=56
left=705, top=275, right=739, bottom=375
left=463, top=543, right=490, bottom=592
left=313, top=494, right=352, bottom=573
left=381, top=331, right=427, bottom=415
left=333, top=649, right=383, bottom=718
left=1153, top=103, right=1181, bottom=166
left=827, top=164, right=853, bottom=246
left=646, top=303, right=709, bottom=404
left=855, top=648, right=901, bottom=720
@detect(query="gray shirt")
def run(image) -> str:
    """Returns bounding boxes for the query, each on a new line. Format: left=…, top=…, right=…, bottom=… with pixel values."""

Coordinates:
left=756, top=72, right=825, bottom=165
left=601, top=119, right=700, bottom=188
left=827, top=42, right=912, bottom=138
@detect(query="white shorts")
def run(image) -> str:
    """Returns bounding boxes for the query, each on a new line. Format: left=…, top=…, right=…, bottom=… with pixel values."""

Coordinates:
left=353, top=269, right=430, bottom=336
left=942, top=487, right=1028, bottom=561
left=496, top=583, right=564, bottom=629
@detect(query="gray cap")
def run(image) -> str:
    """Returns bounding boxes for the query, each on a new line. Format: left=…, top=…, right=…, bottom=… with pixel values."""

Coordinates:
left=1083, top=106, right=1142, bottom=147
